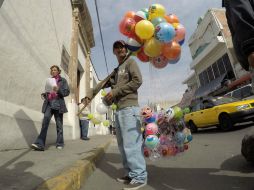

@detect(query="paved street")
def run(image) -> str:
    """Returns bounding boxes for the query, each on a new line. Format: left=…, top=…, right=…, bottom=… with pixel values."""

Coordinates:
left=82, top=124, right=254, bottom=190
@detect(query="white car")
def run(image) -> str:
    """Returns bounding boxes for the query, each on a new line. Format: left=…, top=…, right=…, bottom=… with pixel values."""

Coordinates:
left=225, top=84, right=254, bottom=100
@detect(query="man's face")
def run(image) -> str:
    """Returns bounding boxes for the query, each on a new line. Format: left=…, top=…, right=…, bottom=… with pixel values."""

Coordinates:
left=113, top=44, right=127, bottom=59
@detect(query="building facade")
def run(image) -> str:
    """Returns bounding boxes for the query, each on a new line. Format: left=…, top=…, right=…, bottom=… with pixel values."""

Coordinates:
left=0, top=0, right=107, bottom=151
left=182, top=8, right=250, bottom=104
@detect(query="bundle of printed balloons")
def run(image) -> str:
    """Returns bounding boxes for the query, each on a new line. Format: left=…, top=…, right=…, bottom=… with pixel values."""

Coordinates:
left=119, top=3, right=185, bottom=69
left=140, top=106, right=192, bottom=160
left=87, top=90, right=117, bottom=127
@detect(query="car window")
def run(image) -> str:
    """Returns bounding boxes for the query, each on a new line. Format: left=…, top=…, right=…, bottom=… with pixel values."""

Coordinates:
left=242, top=86, right=253, bottom=98
left=191, top=102, right=202, bottom=112
left=232, top=89, right=242, bottom=99
left=225, top=92, right=231, bottom=97
left=202, top=100, right=214, bottom=109
left=211, top=96, right=237, bottom=105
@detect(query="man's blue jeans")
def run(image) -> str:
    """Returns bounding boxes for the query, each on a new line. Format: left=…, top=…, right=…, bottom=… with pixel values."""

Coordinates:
left=80, top=119, right=89, bottom=138
left=115, top=106, right=147, bottom=183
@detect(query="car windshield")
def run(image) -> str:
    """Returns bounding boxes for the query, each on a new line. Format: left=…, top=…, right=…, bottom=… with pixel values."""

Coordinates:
left=210, top=96, right=238, bottom=105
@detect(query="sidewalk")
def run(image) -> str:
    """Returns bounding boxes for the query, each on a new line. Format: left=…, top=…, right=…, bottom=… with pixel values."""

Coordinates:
left=0, top=134, right=113, bottom=190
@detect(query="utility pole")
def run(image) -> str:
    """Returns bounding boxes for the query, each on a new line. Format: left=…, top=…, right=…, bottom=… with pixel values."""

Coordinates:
left=68, top=7, right=79, bottom=103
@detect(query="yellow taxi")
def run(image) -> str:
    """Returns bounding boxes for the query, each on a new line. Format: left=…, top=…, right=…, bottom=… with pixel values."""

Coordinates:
left=184, top=96, right=254, bottom=132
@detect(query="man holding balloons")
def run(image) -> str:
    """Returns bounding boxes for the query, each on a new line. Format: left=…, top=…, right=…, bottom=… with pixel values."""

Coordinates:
left=104, top=40, right=147, bottom=190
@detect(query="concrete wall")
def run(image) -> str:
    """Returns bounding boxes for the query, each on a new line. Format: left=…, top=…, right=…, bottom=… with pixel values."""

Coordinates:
left=0, top=0, right=74, bottom=150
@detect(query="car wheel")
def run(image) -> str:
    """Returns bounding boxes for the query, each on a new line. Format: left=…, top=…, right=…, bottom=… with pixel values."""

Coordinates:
left=219, top=114, right=233, bottom=131
left=188, top=121, right=198, bottom=133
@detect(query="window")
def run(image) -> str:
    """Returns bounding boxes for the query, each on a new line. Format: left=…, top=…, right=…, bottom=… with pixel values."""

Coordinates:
left=60, top=46, right=70, bottom=75
left=203, top=70, right=209, bottom=85
left=212, top=62, right=220, bottom=78
left=207, top=66, right=214, bottom=81
left=232, top=89, right=242, bottom=99
left=241, top=86, right=253, bottom=98
left=199, top=73, right=205, bottom=86
left=217, top=59, right=226, bottom=75
left=222, top=54, right=232, bottom=70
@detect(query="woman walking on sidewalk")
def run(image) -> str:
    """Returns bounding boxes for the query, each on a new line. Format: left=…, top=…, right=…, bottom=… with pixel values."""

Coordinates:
left=31, top=65, right=70, bottom=151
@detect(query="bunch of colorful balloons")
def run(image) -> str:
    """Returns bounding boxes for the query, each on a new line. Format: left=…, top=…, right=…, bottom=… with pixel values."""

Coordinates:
left=140, top=105, right=192, bottom=160
left=119, top=3, right=185, bottom=69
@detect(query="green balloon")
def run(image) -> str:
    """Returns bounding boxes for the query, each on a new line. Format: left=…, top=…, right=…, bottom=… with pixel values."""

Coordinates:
left=101, top=89, right=107, bottom=97
left=151, top=17, right=166, bottom=27
left=111, top=103, right=117, bottom=110
left=183, top=107, right=190, bottom=114
left=87, top=114, right=93, bottom=120
left=141, top=8, right=149, bottom=18
left=103, top=120, right=110, bottom=127
left=91, top=118, right=101, bottom=125
left=173, top=106, right=183, bottom=120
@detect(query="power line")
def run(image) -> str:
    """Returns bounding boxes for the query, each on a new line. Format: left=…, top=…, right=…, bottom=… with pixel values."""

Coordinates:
left=94, top=0, right=109, bottom=75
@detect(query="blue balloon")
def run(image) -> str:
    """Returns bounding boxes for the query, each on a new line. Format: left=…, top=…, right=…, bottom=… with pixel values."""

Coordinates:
left=187, top=135, right=193, bottom=142
left=175, top=132, right=186, bottom=144
left=145, top=135, right=159, bottom=149
left=155, top=23, right=176, bottom=43
left=144, top=114, right=156, bottom=123
left=168, top=57, right=180, bottom=64
left=179, top=39, right=185, bottom=46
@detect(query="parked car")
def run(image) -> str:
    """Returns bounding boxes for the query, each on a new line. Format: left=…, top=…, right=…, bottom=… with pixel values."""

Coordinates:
left=184, top=96, right=254, bottom=132
left=225, top=84, right=254, bottom=100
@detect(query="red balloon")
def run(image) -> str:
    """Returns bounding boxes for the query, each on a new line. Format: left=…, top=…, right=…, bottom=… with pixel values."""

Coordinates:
left=137, top=47, right=150, bottom=62
left=162, top=41, right=181, bottom=60
left=151, top=55, right=169, bottom=69
left=119, top=17, right=136, bottom=37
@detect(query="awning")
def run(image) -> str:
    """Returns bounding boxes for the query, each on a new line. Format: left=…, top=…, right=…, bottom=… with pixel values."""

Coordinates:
left=194, top=73, right=227, bottom=98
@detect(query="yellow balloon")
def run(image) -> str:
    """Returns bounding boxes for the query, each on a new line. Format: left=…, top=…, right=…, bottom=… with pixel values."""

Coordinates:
left=148, top=4, right=166, bottom=20
left=135, top=20, right=154, bottom=40
left=144, top=37, right=162, bottom=57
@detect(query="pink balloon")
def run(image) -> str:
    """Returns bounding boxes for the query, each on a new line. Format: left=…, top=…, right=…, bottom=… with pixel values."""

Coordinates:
left=174, top=23, right=186, bottom=42
left=145, top=123, right=158, bottom=135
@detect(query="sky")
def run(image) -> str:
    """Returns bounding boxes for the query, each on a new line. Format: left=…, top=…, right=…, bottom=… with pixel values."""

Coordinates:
left=86, top=0, right=222, bottom=106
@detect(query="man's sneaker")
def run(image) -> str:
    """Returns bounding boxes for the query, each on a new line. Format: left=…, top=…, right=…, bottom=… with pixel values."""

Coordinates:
left=116, top=176, right=132, bottom=184
left=56, top=146, right=63, bottom=150
left=123, top=179, right=147, bottom=190
left=81, top=137, right=90, bottom=140
left=31, top=144, right=44, bottom=151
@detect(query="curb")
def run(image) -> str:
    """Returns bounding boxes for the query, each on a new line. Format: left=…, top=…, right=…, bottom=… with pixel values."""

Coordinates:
left=36, top=138, right=112, bottom=190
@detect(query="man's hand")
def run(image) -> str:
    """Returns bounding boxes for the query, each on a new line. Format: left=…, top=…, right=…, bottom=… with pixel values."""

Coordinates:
left=105, top=91, right=113, bottom=102
left=248, top=52, right=254, bottom=68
